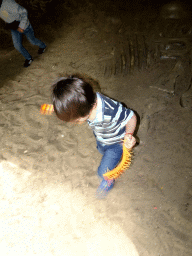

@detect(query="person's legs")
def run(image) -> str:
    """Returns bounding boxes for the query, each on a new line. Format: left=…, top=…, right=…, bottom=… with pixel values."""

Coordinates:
left=24, top=23, right=46, bottom=49
left=97, top=142, right=123, bottom=178
left=96, top=141, right=123, bottom=198
left=11, top=29, right=32, bottom=60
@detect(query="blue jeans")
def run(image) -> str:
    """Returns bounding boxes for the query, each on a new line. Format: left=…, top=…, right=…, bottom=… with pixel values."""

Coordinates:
left=97, top=140, right=123, bottom=179
left=11, top=23, right=46, bottom=60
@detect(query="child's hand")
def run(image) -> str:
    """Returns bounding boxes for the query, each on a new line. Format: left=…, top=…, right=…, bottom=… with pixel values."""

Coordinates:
left=124, top=134, right=136, bottom=149
left=17, top=27, right=24, bottom=33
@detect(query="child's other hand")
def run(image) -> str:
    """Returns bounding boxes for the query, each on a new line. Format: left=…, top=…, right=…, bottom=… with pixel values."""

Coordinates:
left=124, top=134, right=136, bottom=149
left=17, top=27, right=24, bottom=33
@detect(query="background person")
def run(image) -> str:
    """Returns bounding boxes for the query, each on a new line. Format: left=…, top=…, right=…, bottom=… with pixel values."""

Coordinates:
left=0, top=0, right=46, bottom=67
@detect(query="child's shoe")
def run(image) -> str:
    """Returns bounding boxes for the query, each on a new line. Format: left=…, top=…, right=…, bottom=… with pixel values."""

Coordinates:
left=24, top=58, right=33, bottom=67
left=96, top=179, right=115, bottom=199
left=38, top=46, right=46, bottom=54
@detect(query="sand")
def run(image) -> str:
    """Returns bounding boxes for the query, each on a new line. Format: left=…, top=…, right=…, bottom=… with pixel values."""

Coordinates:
left=0, top=7, right=192, bottom=256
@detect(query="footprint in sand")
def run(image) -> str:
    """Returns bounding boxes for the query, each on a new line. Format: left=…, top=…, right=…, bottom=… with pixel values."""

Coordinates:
left=180, top=181, right=192, bottom=222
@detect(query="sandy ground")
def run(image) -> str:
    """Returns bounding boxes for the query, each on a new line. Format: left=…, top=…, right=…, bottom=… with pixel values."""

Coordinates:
left=0, top=6, right=192, bottom=256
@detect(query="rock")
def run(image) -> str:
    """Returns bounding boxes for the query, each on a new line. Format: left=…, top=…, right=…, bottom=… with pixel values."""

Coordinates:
left=160, top=2, right=190, bottom=20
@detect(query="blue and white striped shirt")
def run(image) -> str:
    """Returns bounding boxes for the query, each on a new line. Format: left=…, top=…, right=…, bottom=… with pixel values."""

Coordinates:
left=87, top=93, right=134, bottom=146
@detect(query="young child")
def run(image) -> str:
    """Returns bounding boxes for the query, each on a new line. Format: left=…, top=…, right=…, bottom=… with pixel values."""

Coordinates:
left=52, top=74, right=137, bottom=198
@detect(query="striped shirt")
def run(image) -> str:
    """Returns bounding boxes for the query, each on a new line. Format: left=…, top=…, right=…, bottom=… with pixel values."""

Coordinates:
left=87, top=93, right=134, bottom=146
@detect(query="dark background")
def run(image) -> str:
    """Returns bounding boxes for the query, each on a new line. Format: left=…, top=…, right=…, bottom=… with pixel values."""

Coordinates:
left=0, top=0, right=191, bottom=50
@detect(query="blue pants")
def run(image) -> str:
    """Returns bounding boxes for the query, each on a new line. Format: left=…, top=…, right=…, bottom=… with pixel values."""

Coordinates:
left=96, top=141, right=123, bottom=179
left=11, top=23, right=46, bottom=60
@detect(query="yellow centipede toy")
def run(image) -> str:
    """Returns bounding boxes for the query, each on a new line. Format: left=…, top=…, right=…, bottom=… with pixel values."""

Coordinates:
left=40, top=104, right=133, bottom=180
left=40, top=104, right=54, bottom=115
left=103, top=142, right=132, bottom=180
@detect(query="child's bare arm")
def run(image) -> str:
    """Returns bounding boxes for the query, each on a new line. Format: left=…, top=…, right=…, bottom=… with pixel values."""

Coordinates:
left=125, top=113, right=137, bottom=135
left=124, top=114, right=137, bottom=149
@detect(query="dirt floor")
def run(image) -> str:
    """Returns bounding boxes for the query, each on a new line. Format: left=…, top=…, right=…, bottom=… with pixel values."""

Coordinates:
left=0, top=4, right=192, bottom=256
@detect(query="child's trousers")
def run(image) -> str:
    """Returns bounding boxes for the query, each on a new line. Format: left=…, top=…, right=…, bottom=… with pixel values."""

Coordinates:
left=96, top=141, right=123, bottom=179
left=11, top=23, right=46, bottom=60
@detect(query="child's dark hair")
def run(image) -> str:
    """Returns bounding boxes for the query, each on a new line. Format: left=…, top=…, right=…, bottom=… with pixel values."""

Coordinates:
left=52, top=74, right=96, bottom=122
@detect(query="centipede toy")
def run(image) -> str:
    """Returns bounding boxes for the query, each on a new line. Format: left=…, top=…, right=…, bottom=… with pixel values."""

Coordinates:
left=40, top=104, right=54, bottom=115
left=103, top=141, right=132, bottom=180
left=40, top=104, right=133, bottom=179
